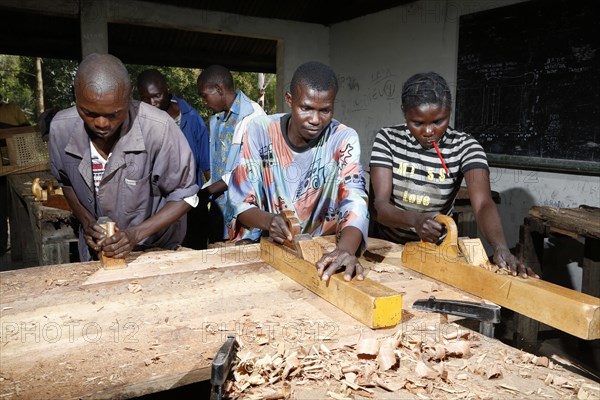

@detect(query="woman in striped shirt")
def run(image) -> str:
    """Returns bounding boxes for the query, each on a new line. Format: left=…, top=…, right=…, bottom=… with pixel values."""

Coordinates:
left=369, top=72, right=537, bottom=279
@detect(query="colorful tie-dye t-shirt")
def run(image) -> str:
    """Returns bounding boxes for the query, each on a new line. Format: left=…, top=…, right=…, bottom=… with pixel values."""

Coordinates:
left=227, top=113, right=369, bottom=249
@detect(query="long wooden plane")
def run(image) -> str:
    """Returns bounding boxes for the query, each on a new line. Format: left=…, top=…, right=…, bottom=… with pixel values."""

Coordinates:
left=260, top=236, right=403, bottom=329
left=401, top=215, right=600, bottom=340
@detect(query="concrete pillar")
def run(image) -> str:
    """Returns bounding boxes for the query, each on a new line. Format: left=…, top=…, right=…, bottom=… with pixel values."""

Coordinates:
left=80, top=0, right=109, bottom=57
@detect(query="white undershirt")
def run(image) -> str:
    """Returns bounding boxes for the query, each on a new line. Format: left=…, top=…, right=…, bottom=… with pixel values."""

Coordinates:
left=89, top=140, right=198, bottom=207
left=90, top=141, right=109, bottom=190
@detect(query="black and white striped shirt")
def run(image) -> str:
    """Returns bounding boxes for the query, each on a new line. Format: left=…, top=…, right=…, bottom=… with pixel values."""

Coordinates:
left=369, top=125, right=488, bottom=243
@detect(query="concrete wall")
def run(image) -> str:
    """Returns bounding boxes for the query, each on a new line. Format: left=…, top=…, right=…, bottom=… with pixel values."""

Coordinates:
left=330, top=0, right=600, bottom=252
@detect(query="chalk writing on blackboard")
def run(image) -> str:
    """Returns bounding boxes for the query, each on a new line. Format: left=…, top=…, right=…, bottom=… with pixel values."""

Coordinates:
left=455, top=0, right=599, bottom=172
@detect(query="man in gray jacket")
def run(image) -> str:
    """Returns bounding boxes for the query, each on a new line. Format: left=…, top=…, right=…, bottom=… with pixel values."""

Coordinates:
left=49, top=54, right=199, bottom=261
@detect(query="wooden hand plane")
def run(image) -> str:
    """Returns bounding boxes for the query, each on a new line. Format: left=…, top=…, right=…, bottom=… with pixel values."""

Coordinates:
left=260, top=210, right=403, bottom=329
left=31, top=177, right=70, bottom=211
left=279, top=209, right=323, bottom=263
left=401, top=215, right=599, bottom=340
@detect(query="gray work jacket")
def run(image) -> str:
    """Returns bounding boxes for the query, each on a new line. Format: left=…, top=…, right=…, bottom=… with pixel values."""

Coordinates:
left=49, top=101, right=199, bottom=260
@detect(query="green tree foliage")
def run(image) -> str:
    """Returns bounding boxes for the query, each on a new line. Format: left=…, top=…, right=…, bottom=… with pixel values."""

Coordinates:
left=1, top=55, right=277, bottom=123
left=42, top=58, right=78, bottom=111
left=0, top=55, right=36, bottom=120
left=1, top=55, right=78, bottom=121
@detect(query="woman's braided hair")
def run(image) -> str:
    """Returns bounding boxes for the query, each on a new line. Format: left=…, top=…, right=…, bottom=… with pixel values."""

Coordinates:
left=401, top=72, right=452, bottom=113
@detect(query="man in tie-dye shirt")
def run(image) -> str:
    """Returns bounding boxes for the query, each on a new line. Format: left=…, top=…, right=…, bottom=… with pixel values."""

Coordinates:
left=228, top=61, right=369, bottom=282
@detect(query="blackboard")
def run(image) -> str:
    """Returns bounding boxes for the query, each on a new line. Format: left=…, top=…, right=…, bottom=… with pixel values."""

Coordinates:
left=455, top=0, right=600, bottom=174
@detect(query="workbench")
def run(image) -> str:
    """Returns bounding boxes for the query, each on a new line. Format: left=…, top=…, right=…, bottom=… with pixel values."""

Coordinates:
left=1, top=237, right=597, bottom=399
left=7, top=171, right=78, bottom=268
left=515, top=205, right=600, bottom=351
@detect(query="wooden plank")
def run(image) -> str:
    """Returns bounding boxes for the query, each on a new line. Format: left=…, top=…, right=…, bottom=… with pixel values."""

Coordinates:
left=0, top=162, right=49, bottom=176
left=83, top=243, right=265, bottom=286
left=1, top=261, right=303, bottom=399
left=401, top=225, right=600, bottom=340
left=1, top=242, right=418, bottom=399
left=83, top=368, right=211, bottom=399
left=529, top=206, right=600, bottom=239
left=4, top=241, right=596, bottom=399
left=549, top=225, right=579, bottom=238
left=260, top=238, right=403, bottom=329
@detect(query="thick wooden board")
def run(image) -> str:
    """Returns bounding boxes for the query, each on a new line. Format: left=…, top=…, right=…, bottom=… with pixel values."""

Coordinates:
left=83, top=243, right=264, bottom=286
left=1, top=239, right=477, bottom=399
left=401, top=241, right=600, bottom=340
left=528, top=206, right=600, bottom=239
left=260, top=238, right=403, bottom=329
left=0, top=251, right=367, bottom=399
left=2, top=239, right=596, bottom=399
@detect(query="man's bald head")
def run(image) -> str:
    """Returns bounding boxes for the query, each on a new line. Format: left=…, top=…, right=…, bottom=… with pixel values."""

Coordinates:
left=73, top=54, right=132, bottom=143
left=74, top=53, right=132, bottom=102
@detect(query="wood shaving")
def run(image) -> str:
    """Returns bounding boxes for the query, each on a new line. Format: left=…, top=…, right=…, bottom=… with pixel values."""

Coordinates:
left=326, top=391, right=351, bottom=400
left=221, top=323, right=594, bottom=399
left=424, top=344, right=446, bottom=361
left=445, top=340, right=471, bottom=358
left=551, top=375, right=569, bottom=387
left=498, top=384, right=520, bottom=393
left=486, top=363, right=502, bottom=379
left=371, top=264, right=397, bottom=273
left=532, top=356, right=550, bottom=367
left=356, top=338, right=379, bottom=359
left=415, top=360, right=440, bottom=379
left=127, top=282, right=142, bottom=293
left=377, top=339, right=398, bottom=371
left=371, top=374, right=396, bottom=392
left=578, top=383, right=600, bottom=399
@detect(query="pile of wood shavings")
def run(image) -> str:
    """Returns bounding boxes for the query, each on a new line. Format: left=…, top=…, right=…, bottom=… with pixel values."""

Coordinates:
left=479, top=261, right=511, bottom=274
left=223, top=325, right=590, bottom=399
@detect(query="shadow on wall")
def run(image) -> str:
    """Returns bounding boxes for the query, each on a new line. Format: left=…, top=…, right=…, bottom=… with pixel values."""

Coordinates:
left=490, top=187, right=536, bottom=250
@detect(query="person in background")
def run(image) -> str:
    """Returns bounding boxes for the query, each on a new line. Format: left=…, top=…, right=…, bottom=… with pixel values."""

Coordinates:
left=49, top=53, right=199, bottom=261
left=196, top=65, right=265, bottom=244
left=227, top=61, right=369, bottom=282
left=369, top=71, right=538, bottom=278
left=38, top=106, right=59, bottom=141
left=137, top=69, right=210, bottom=249
left=0, top=98, right=30, bottom=257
